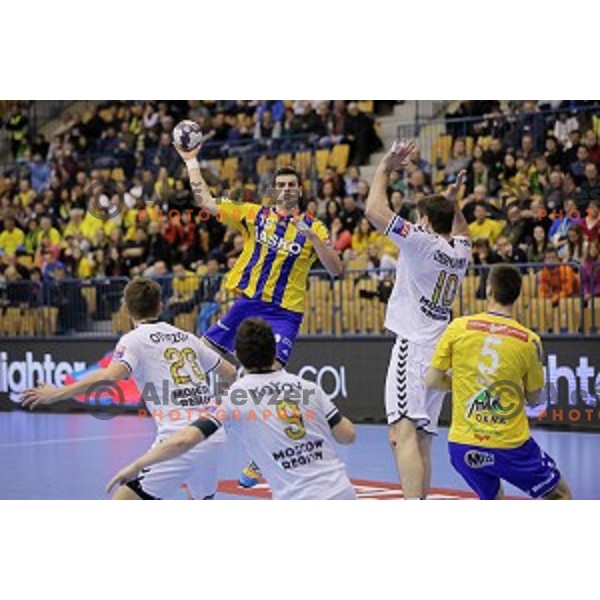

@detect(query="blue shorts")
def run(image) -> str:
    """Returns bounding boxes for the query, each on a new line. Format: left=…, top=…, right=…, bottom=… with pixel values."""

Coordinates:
left=204, top=295, right=303, bottom=365
left=448, top=438, right=562, bottom=500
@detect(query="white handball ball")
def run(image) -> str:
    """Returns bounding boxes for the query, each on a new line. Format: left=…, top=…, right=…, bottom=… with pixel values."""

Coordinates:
left=172, top=120, right=203, bottom=152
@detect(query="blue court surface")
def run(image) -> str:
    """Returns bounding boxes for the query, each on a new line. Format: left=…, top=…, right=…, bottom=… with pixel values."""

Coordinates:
left=1, top=411, right=599, bottom=499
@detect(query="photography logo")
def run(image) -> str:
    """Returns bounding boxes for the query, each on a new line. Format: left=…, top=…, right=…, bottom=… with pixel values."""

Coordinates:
left=85, top=180, right=125, bottom=221
left=84, top=380, right=126, bottom=420
left=467, top=379, right=526, bottom=422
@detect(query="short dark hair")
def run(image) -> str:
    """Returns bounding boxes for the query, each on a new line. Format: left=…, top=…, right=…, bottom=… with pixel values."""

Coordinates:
left=416, top=194, right=455, bottom=235
left=235, top=317, right=276, bottom=371
left=488, top=264, right=522, bottom=306
left=124, top=277, right=161, bottom=320
left=545, top=245, right=559, bottom=257
left=273, top=166, right=301, bottom=185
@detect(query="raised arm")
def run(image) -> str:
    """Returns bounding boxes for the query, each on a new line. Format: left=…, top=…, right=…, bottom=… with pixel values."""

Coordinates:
left=444, top=170, right=471, bottom=239
left=174, top=144, right=219, bottom=216
left=365, top=139, right=416, bottom=232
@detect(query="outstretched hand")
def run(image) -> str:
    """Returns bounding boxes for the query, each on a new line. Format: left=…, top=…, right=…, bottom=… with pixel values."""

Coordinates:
left=173, top=141, right=203, bottom=162
left=381, top=138, right=416, bottom=172
left=21, top=384, right=60, bottom=410
left=445, top=169, right=467, bottom=201
left=106, top=463, right=141, bottom=495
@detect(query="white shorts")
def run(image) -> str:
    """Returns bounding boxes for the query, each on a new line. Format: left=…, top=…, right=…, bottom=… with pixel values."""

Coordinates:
left=384, top=337, right=446, bottom=434
left=130, top=427, right=227, bottom=500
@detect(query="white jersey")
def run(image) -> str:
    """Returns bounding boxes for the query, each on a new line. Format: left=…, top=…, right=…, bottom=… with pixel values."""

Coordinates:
left=215, top=370, right=354, bottom=500
left=383, top=215, right=471, bottom=346
left=111, top=321, right=222, bottom=435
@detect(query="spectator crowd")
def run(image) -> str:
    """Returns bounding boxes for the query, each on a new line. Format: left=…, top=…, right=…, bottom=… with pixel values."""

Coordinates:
left=0, top=100, right=385, bottom=332
left=432, top=101, right=600, bottom=306
left=1, top=99, right=599, bottom=335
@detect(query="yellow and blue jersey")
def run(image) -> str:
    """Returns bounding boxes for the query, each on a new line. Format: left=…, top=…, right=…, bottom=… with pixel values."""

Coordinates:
left=430, top=312, right=545, bottom=449
left=217, top=200, right=329, bottom=313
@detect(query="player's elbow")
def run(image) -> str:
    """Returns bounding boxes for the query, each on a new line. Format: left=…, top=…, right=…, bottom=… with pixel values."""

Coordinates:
left=334, top=418, right=356, bottom=445
left=102, top=365, right=126, bottom=383
left=345, top=425, right=357, bottom=445
left=525, top=388, right=544, bottom=407
left=364, top=203, right=379, bottom=223
left=365, top=203, right=389, bottom=232
left=329, top=260, right=344, bottom=277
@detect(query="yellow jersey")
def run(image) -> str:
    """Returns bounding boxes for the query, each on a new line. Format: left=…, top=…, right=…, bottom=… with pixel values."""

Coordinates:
left=351, top=230, right=382, bottom=256
left=0, top=228, right=25, bottom=255
left=76, top=256, right=94, bottom=279
left=80, top=214, right=116, bottom=241
left=468, top=219, right=505, bottom=245
left=217, top=200, right=329, bottom=313
left=173, top=271, right=199, bottom=297
left=430, top=312, right=544, bottom=449
left=62, top=221, right=85, bottom=239
left=19, top=189, right=36, bottom=208
left=37, top=227, right=62, bottom=246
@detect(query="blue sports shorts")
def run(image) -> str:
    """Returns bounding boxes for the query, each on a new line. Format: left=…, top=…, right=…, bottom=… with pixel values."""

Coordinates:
left=448, top=437, right=562, bottom=500
left=204, top=295, right=303, bottom=365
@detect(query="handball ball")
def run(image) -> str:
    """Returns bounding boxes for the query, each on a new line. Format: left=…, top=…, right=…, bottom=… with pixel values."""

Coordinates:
left=173, top=120, right=203, bottom=152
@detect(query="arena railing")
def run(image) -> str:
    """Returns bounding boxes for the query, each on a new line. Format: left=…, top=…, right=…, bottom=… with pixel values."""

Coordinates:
left=1, top=263, right=598, bottom=339
left=300, top=262, right=594, bottom=338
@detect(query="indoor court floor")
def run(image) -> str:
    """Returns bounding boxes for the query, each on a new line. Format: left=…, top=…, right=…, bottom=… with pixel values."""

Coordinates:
left=1, top=411, right=599, bottom=500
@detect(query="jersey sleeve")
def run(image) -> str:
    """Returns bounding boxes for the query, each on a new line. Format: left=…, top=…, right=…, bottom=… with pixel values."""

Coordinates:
left=110, top=333, right=140, bottom=375
left=430, top=320, right=459, bottom=371
left=215, top=200, right=258, bottom=231
left=311, top=219, right=331, bottom=244
left=190, top=410, right=224, bottom=438
left=524, top=335, right=545, bottom=392
left=383, top=214, right=433, bottom=256
left=452, top=235, right=472, bottom=260
left=313, top=384, right=342, bottom=428
left=191, top=335, right=222, bottom=374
